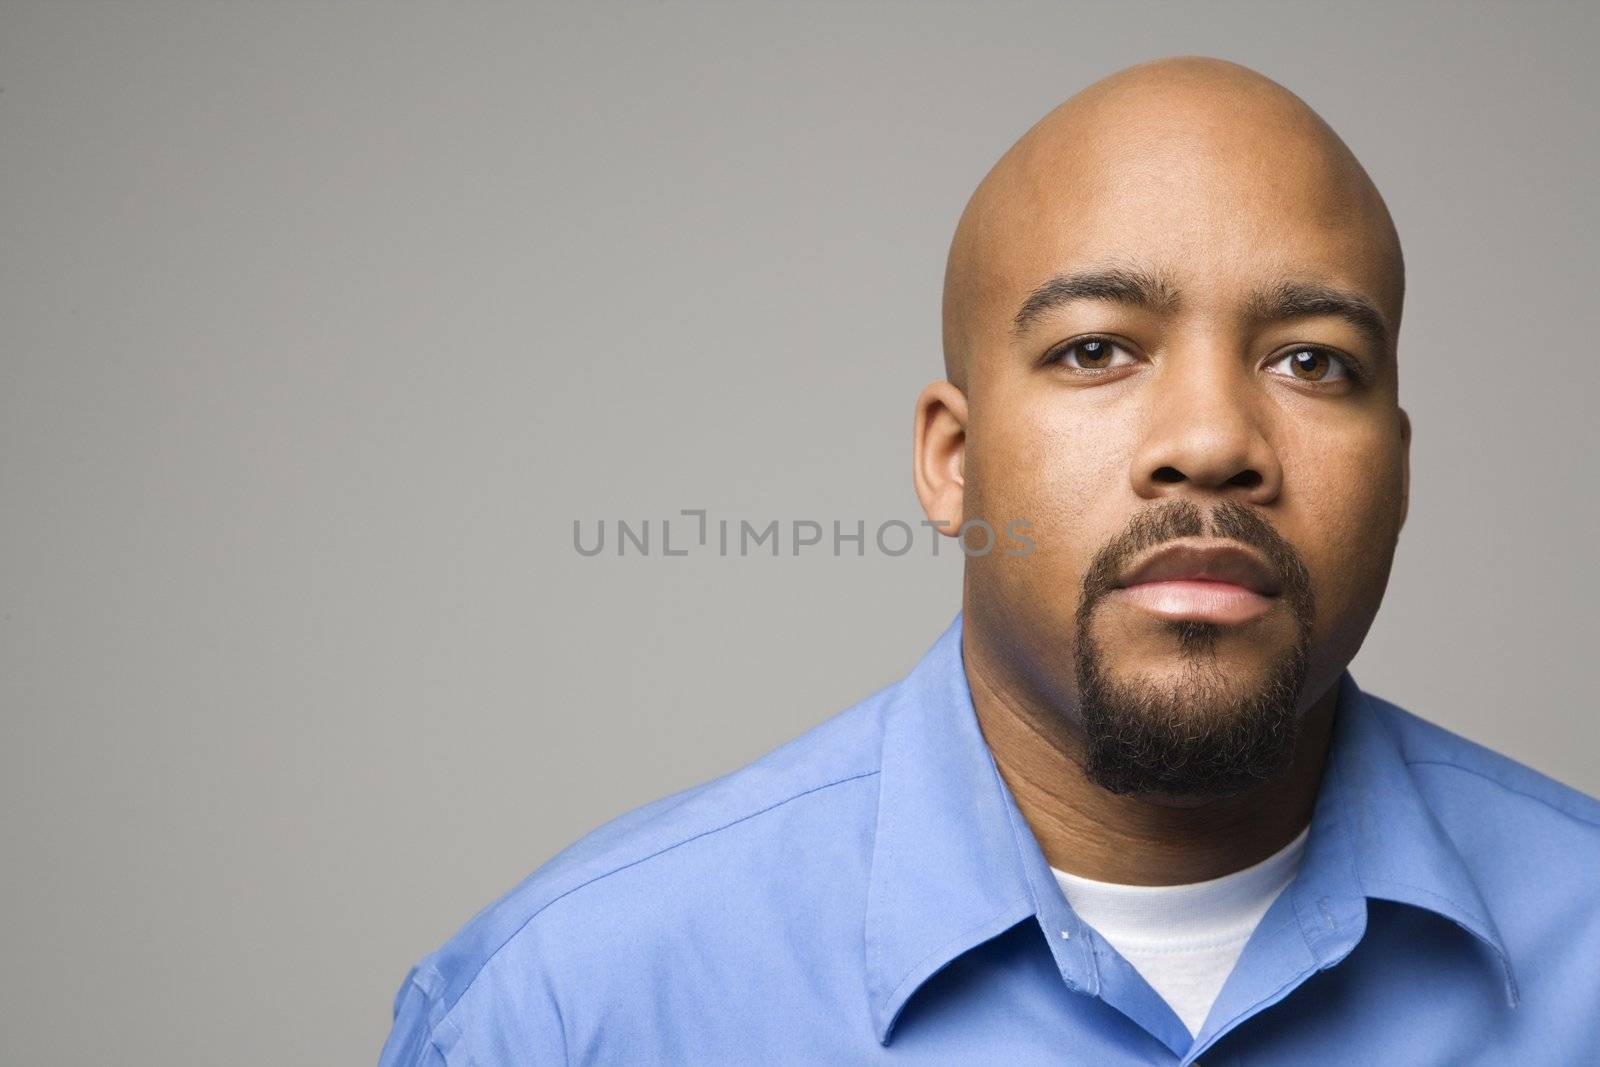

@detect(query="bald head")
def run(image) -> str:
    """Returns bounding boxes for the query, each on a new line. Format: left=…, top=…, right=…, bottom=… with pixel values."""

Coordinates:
left=941, top=56, right=1404, bottom=389
left=914, top=56, right=1413, bottom=810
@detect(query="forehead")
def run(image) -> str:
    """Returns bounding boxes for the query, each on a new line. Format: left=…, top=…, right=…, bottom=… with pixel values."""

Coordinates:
left=983, top=109, right=1400, bottom=329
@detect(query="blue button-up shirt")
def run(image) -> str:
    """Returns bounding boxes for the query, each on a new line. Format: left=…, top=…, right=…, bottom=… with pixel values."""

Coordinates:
left=381, top=613, right=1600, bottom=1065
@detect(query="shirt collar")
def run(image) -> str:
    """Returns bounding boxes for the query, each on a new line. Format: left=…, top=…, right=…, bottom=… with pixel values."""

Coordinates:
left=863, top=612, right=1050, bottom=1044
left=1306, top=667, right=1519, bottom=1004
left=863, top=611, right=1517, bottom=1046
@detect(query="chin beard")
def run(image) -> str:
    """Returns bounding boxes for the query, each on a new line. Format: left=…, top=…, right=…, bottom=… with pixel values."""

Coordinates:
left=1073, top=622, right=1311, bottom=799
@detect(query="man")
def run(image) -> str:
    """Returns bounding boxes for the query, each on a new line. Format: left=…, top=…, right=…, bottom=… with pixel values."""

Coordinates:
left=380, top=57, right=1600, bottom=1065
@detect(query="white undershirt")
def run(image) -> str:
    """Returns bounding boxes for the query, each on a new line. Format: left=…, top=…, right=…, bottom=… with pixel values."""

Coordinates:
left=1050, top=825, right=1309, bottom=1038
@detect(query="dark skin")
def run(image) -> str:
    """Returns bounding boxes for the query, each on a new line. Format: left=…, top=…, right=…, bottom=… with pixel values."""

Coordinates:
left=913, top=57, right=1412, bottom=885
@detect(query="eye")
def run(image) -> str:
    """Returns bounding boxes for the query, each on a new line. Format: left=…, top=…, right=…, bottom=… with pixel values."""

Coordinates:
left=1265, top=346, right=1355, bottom=384
left=1047, top=337, right=1137, bottom=371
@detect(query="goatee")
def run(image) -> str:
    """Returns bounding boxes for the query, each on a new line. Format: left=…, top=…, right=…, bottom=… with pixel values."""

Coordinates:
left=1072, top=499, right=1316, bottom=798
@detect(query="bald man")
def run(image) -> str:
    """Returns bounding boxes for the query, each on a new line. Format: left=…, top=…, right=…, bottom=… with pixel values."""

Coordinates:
left=380, top=58, right=1600, bottom=1065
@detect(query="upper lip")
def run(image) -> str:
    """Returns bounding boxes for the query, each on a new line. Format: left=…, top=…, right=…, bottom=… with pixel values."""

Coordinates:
left=1116, top=540, right=1282, bottom=596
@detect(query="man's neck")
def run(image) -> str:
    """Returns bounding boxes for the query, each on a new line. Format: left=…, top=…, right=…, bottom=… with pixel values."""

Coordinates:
left=964, top=641, right=1338, bottom=886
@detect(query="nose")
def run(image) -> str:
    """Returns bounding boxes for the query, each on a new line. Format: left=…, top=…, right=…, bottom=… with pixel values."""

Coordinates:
left=1129, top=353, right=1282, bottom=505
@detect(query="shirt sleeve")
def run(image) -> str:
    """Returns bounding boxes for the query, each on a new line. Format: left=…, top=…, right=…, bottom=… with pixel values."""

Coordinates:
left=377, top=959, right=570, bottom=1066
left=378, top=965, right=449, bottom=1067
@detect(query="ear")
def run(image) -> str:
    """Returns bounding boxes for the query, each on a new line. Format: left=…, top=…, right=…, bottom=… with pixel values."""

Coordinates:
left=1397, top=405, right=1411, bottom=532
left=913, top=379, right=969, bottom=537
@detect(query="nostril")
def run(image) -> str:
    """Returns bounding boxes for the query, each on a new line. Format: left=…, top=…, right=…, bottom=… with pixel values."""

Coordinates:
left=1228, top=470, right=1263, bottom=489
left=1152, top=466, right=1185, bottom=484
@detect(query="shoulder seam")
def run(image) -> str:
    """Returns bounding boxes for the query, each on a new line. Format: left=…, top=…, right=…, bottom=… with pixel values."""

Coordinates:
left=1404, top=758, right=1600, bottom=831
left=435, top=767, right=883, bottom=1040
left=527, top=768, right=881, bottom=919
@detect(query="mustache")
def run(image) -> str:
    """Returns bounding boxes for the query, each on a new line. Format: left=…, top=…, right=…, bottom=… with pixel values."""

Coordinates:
left=1076, top=499, right=1315, bottom=633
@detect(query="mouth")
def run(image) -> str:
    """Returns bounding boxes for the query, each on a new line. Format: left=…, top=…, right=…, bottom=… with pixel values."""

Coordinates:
left=1109, top=539, right=1282, bottom=626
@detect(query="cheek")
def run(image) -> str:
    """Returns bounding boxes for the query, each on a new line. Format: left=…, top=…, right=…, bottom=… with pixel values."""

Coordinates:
left=967, top=388, right=1136, bottom=543
left=1285, top=424, right=1405, bottom=639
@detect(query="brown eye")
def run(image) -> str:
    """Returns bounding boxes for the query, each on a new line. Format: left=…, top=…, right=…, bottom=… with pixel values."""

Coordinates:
left=1052, top=338, right=1134, bottom=371
left=1267, top=346, right=1351, bottom=384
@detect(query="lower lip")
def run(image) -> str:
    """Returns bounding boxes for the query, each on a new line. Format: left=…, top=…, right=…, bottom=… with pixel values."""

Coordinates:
left=1111, top=580, right=1276, bottom=625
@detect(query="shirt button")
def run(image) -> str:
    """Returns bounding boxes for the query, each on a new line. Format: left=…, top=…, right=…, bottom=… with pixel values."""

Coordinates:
left=1059, top=929, right=1071, bottom=940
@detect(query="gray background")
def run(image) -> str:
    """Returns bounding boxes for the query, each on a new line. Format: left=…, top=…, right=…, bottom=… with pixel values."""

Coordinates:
left=2, top=1, right=1595, bottom=1063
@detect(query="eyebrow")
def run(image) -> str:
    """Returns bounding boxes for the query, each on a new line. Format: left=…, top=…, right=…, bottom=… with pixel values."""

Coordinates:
left=1010, top=268, right=1392, bottom=354
left=1245, top=280, right=1391, bottom=353
left=1011, top=267, right=1180, bottom=339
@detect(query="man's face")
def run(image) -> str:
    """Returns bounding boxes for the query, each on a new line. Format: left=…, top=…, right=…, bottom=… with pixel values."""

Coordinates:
left=947, top=95, right=1410, bottom=796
